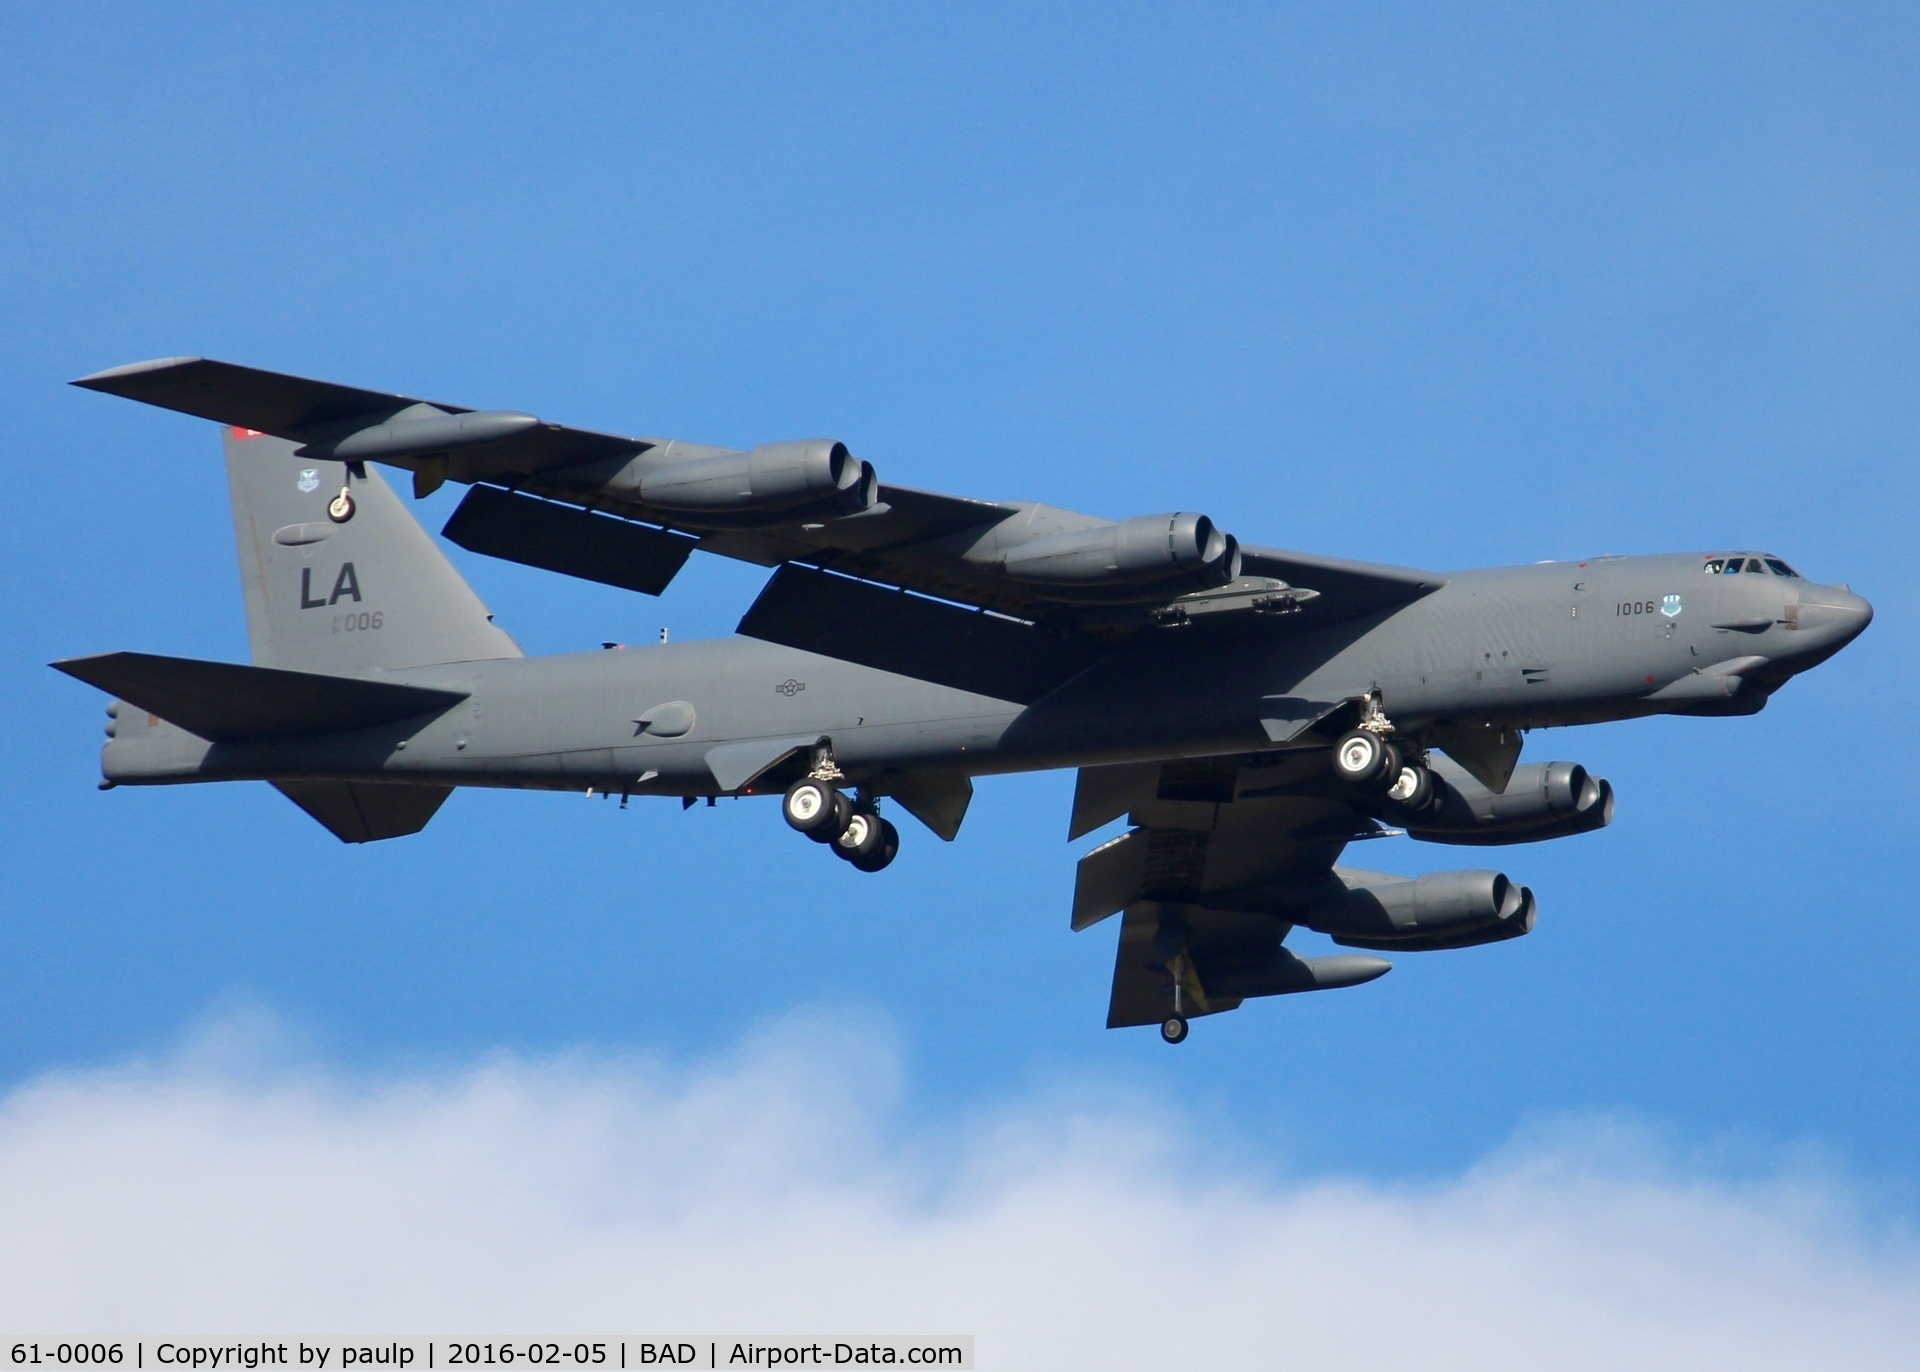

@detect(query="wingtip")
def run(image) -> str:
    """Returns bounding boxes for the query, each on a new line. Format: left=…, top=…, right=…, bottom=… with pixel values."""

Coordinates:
left=71, top=357, right=206, bottom=389
left=50, top=652, right=120, bottom=679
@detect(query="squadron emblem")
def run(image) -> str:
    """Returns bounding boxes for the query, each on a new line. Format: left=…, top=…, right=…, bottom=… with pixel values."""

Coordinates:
left=1661, top=593, right=1682, bottom=617
left=297, top=468, right=320, bottom=493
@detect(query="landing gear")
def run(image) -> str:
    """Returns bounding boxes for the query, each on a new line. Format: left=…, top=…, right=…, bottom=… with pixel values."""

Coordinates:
left=833, top=807, right=883, bottom=860
left=1160, top=1016, right=1189, bottom=1044
left=787, top=775, right=900, bottom=872
left=1333, top=729, right=1394, bottom=788
left=327, top=488, right=356, bottom=522
left=839, top=815, right=900, bottom=873
left=783, top=777, right=850, bottom=841
left=1385, top=760, right=1434, bottom=811
left=1335, top=694, right=1429, bottom=800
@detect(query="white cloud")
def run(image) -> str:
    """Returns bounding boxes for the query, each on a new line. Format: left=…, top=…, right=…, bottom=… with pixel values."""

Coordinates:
left=0, top=1006, right=1915, bottom=1369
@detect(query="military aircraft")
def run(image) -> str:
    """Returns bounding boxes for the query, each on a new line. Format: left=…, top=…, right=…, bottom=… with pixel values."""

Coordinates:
left=56, top=358, right=1873, bottom=1042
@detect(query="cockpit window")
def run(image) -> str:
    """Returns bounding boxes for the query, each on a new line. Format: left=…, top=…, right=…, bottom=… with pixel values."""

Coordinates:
left=1707, top=554, right=1803, bottom=576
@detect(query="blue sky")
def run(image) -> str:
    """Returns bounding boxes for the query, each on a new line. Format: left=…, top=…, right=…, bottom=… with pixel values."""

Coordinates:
left=2, top=3, right=1917, bottom=1347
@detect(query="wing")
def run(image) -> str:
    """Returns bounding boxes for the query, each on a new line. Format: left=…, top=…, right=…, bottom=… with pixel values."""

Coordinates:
left=74, top=357, right=646, bottom=475
left=1068, top=755, right=1394, bottom=1028
left=75, top=358, right=1447, bottom=694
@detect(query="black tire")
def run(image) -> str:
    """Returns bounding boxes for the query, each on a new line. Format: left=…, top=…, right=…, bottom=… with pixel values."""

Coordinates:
left=1385, top=762, right=1434, bottom=811
left=1373, top=740, right=1405, bottom=794
left=1332, top=729, right=1387, bottom=785
left=1160, top=1016, right=1189, bottom=1044
left=850, top=818, right=899, bottom=872
left=327, top=490, right=356, bottom=523
left=831, top=809, right=884, bottom=862
left=784, top=778, right=845, bottom=839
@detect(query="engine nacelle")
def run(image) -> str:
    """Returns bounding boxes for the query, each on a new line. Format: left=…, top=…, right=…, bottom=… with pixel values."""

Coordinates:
left=638, top=439, right=874, bottom=517
left=997, top=512, right=1241, bottom=597
left=1402, top=757, right=1614, bottom=846
left=1301, top=867, right=1537, bottom=952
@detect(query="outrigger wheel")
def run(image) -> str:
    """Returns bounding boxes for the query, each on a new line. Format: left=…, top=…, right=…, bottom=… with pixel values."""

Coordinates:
left=1160, top=1016, right=1189, bottom=1045
left=783, top=777, right=851, bottom=841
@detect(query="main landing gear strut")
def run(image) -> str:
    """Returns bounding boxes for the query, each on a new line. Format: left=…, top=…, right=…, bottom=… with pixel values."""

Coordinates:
left=783, top=773, right=899, bottom=873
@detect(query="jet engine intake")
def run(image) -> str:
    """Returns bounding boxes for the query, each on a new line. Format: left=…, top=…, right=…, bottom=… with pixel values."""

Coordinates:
left=998, top=512, right=1241, bottom=597
left=1402, top=757, right=1614, bottom=846
left=637, top=439, right=873, bottom=518
left=1301, top=867, right=1537, bottom=952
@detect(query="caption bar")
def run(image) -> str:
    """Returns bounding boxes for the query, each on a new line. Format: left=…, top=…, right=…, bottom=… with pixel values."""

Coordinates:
left=6, top=1344, right=971, bottom=1371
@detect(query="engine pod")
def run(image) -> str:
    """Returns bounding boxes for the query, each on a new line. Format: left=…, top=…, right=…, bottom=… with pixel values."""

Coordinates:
left=996, top=512, right=1241, bottom=601
left=638, top=439, right=868, bottom=516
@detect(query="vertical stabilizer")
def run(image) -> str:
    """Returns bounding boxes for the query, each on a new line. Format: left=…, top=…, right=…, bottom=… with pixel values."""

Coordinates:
left=225, top=429, right=522, bottom=672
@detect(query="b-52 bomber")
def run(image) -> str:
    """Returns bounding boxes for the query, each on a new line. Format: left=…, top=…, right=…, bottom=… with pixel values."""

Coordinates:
left=57, top=358, right=1873, bottom=1042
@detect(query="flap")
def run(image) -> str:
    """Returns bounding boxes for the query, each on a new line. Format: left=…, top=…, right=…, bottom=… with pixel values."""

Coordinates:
left=1257, top=695, right=1346, bottom=744
left=738, top=564, right=1101, bottom=704
left=1072, top=828, right=1149, bottom=930
left=443, top=486, right=697, bottom=596
left=884, top=772, right=973, bottom=841
left=272, top=780, right=453, bottom=843
left=1068, top=761, right=1161, bottom=840
left=52, top=652, right=468, bottom=743
left=704, top=735, right=822, bottom=793
left=1430, top=720, right=1525, bottom=793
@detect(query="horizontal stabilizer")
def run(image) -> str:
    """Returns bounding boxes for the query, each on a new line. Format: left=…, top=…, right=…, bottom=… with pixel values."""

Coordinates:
left=443, top=486, right=697, bottom=596
left=273, top=780, right=453, bottom=843
left=738, top=564, right=1100, bottom=704
left=53, top=652, right=467, bottom=743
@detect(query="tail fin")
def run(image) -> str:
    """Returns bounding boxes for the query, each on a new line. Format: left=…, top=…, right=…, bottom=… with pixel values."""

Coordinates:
left=224, top=429, right=521, bottom=672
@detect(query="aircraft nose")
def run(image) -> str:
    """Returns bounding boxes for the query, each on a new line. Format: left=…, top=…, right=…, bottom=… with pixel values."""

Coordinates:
left=1795, top=587, right=1873, bottom=646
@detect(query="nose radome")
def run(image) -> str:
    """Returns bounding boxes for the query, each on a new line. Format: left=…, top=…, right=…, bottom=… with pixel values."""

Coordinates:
left=1796, top=587, right=1873, bottom=643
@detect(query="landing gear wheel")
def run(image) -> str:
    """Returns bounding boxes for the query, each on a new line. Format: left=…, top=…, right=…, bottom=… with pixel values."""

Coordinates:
left=1385, top=763, right=1433, bottom=811
left=1160, top=1016, right=1189, bottom=1045
left=784, top=778, right=850, bottom=841
left=849, top=818, right=899, bottom=873
left=831, top=809, right=883, bottom=862
left=327, top=489, right=356, bottom=523
left=1333, top=729, right=1390, bottom=786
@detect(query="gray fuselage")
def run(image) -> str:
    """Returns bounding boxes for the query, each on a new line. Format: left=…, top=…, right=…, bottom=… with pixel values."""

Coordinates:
left=104, top=551, right=1871, bottom=798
